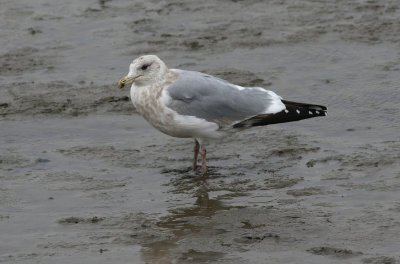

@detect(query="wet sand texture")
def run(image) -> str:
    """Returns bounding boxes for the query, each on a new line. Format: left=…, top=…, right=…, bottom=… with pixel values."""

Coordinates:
left=1, top=0, right=400, bottom=263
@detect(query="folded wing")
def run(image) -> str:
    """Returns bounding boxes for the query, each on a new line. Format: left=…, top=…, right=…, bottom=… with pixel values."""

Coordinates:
left=164, top=70, right=285, bottom=128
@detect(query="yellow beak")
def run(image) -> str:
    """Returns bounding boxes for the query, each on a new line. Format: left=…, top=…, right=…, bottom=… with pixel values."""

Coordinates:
left=118, top=75, right=141, bottom=89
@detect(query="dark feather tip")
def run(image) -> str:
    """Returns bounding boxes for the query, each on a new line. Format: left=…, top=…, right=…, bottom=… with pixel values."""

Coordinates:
left=233, top=100, right=327, bottom=128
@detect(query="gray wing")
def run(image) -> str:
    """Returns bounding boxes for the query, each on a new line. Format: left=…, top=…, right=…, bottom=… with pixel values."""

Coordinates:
left=165, top=70, right=284, bottom=127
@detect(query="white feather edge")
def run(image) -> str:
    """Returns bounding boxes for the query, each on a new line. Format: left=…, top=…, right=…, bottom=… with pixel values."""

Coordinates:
left=263, top=90, right=286, bottom=114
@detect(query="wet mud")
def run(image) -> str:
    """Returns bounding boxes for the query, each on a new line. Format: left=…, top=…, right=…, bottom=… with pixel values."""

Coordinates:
left=1, top=0, right=400, bottom=263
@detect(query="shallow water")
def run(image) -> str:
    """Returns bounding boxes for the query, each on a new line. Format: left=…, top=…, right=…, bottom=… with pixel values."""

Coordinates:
left=1, top=0, right=400, bottom=263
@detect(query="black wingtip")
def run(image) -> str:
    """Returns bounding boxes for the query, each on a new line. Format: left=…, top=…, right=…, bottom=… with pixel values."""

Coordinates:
left=233, top=100, right=327, bottom=128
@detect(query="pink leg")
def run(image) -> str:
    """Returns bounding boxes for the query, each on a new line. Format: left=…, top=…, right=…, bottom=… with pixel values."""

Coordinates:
left=193, top=139, right=200, bottom=171
left=200, top=146, right=207, bottom=174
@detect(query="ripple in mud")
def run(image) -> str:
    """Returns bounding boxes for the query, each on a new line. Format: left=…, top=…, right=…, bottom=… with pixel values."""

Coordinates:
left=269, top=146, right=320, bottom=158
left=286, top=187, right=326, bottom=197
left=58, top=216, right=104, bottom=225
left=362, top=256, right=397, bottom=264
left=43, top=212, right=172, bottom=252
left=41, top=170, right=127, bottom=191
left=58, top=145, right=143, bottom=168
left=0, top=81, right=135, bottom=119
left=264, top=176, right=303, bottom=190
left=178, top=249, right=225, bottom=263
left=338, top=180, right=400, bottom=192
left=201, top=68, right=271, bottom=88
left=0, top=153, right=30, bottom=171
left=307, top=246, right=363, bottom=258
left=234, top=233, right=279, bottom=245
left=309, top=141, right=400, bottom=167
left=0, top=47, right=54, bottom=75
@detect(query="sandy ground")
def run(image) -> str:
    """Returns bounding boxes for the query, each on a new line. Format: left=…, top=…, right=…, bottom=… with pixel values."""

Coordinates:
left=1, top=0, right=400, bottom=263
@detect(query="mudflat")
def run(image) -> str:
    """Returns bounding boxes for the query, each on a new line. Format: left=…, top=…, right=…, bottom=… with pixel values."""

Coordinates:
left=1, top=1, right=399, bottom=263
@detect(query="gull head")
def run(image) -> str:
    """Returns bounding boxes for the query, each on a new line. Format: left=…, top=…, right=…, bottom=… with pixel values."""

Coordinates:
left=118, top=55, right=168, bottom=89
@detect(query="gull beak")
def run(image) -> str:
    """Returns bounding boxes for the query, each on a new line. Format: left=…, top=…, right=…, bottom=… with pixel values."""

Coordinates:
left=118, top=75, right=141, bottom=89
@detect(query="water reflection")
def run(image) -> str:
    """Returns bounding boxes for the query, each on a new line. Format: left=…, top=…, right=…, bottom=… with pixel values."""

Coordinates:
left=140, top=172, right=237, bottom=264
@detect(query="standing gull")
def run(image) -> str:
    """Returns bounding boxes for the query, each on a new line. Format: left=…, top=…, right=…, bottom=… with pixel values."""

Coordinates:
left=118, top=55, right=327, bottom=174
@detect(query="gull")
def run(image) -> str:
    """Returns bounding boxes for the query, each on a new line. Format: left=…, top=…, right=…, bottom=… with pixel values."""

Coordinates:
left=118, top=55, right=327, bottom=174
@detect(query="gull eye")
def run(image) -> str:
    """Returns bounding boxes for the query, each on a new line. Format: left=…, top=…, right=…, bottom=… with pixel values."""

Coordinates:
left=141, top=64, right=150, bottom=71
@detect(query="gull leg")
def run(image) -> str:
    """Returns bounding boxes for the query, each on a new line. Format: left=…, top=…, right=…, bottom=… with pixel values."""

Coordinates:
left=200, top=146, right=207, bottom=174
left=193, top=139, right=200, bottom=171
